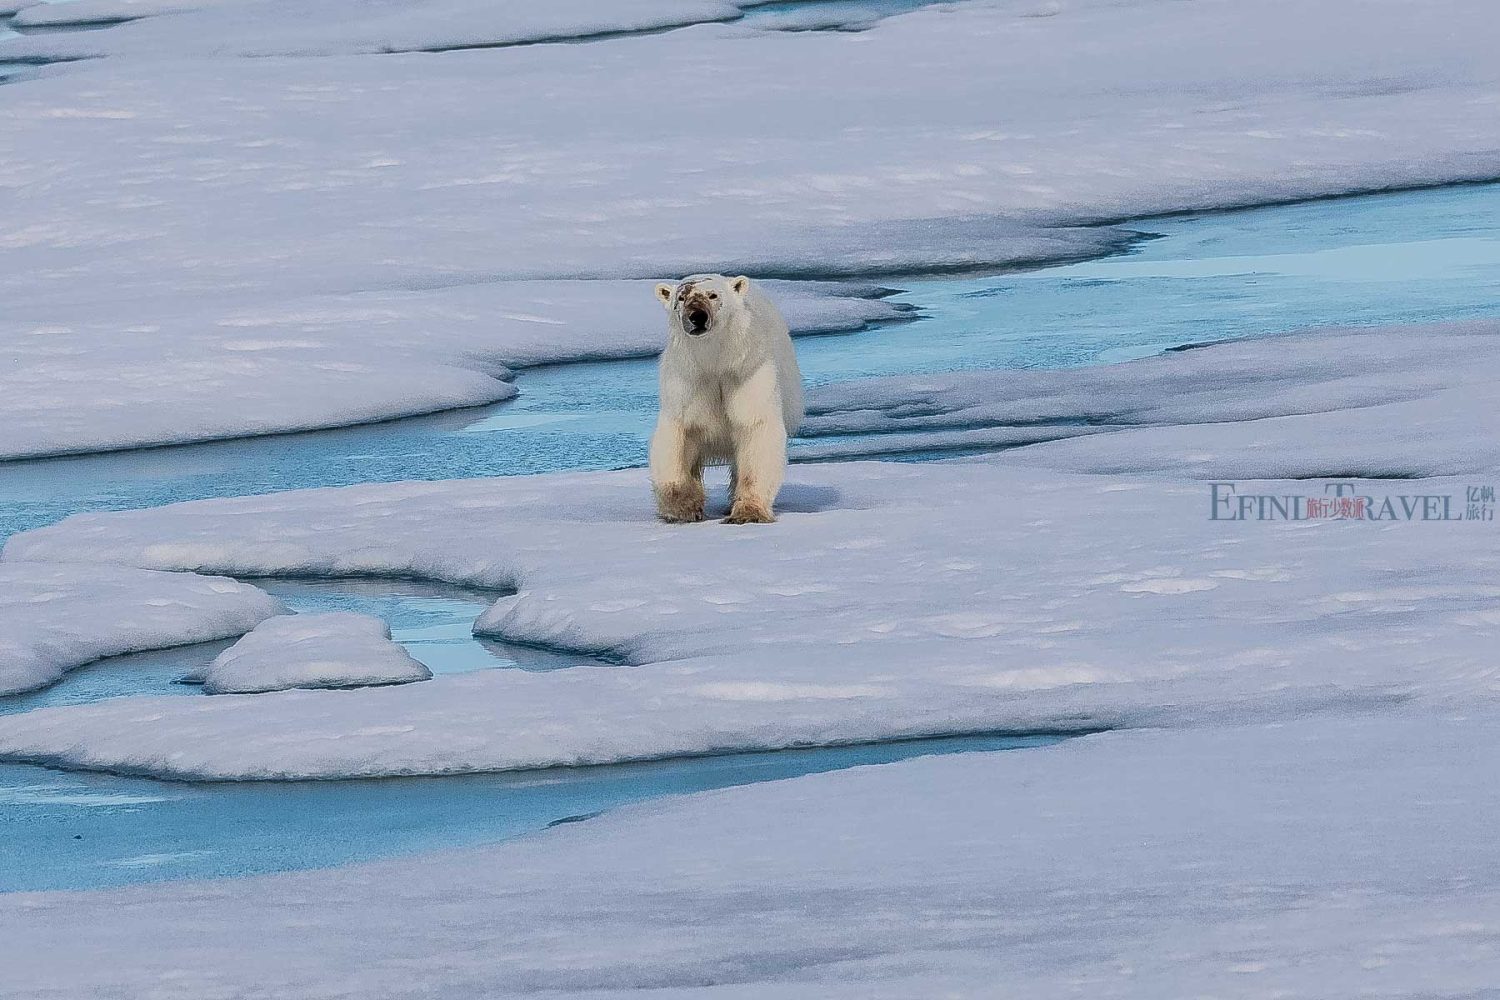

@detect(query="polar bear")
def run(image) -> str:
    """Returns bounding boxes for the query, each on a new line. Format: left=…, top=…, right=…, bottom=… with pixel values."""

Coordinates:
left=650, top=274, right=804, bottom=524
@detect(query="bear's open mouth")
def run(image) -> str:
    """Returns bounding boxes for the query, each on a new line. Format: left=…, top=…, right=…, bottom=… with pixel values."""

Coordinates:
left=684, top=308, right=711, bottom=334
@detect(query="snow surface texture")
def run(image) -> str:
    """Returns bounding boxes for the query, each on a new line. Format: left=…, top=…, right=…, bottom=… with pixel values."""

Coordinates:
left=0, top=280, right=899, bottom=458
left=4, top=0, right=1500, bottom=454
left=196, top=611, right=430, bottom=694
left=8, top=0, right=1497, bottom=292
left=4, top=713, right=1500, bottom=999
left=7, top=0, right=742, bottom=53
left=5, top=0, right=1496, bottom=288
left=8, top=0, right=211, bottom=28
left=4, top=320, right=1496, bottom=778
left=798, top=320, right=1500, bottom=476
left=0, top=562, right=284, bottom=697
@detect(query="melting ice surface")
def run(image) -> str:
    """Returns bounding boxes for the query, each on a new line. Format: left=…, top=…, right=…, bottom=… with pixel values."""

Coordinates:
left=4, top=578, right=1063, bottom=893
left=3, top=183, right=1500, bottom=544
left=0, top=582, right=1056, bottom=893
left=3, top=183, right=1500, bottom=890
left=0, top=576, right=1060, bottom=892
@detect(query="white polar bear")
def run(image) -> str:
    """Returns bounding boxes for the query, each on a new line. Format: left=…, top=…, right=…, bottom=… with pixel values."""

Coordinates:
left=650, top=274, right=804, bottom=524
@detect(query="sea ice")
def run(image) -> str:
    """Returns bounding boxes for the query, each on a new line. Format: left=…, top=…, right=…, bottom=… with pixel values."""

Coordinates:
left=197, top=611, right=430, bottom=694
left=0, top=562, right=285, bottom=696
left=0, top=280, right=900, bottom=458
left=3, top=0, right=1497, bottom=992
left=7, top=0, right=742, bottom=54
left=4, top=318, right=1496, bottom=779
left=800, top=320, right=1500, bottom=476
left=8, top=0, right=209, bottom=28
left=3, top=713, right=1498, bottom=998
left=3, top=0, right=1498, bottom=454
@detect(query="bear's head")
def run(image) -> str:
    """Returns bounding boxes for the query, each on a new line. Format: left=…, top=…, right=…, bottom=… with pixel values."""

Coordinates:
left=654, top=274, right=751, bottom=337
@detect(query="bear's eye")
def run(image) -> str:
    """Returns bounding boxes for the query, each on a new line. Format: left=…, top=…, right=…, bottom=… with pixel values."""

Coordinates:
left=708, top=293, right=718, bottom=300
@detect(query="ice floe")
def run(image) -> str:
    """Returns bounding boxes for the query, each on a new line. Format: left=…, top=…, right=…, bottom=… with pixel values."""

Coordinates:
left=0, top=280, right=899, bottom=458
left=5, top=0, right=1496, bottom=300
left=2, top=389, right=1495, bottom=776
left=7, top=0, right=203, bottom=28
left=799, top=320, right=1500, bottom=476
left=0, top=562, right=284, bottom=696
left=195, top=610, right=430, bottom=694
left=6, top=0, right=1496, bottom=455
left=4, top=713, right=1499, bottom=997
left=7, top=0, right=742, bottom=55
left=4, top=319, right=1497, bottom=776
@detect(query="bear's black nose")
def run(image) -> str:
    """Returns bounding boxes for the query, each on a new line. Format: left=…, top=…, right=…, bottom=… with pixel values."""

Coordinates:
left=686, top=308, right=710, bottom=332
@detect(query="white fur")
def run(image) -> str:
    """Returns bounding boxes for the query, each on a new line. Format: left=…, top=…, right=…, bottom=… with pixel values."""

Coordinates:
left=649, top=274, right=803, bottom=523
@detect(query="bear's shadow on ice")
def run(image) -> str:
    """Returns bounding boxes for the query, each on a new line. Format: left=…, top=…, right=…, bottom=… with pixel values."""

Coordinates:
left=763, top=482, right=844, bottom=515
left=625, top=482, right=849, bottom=521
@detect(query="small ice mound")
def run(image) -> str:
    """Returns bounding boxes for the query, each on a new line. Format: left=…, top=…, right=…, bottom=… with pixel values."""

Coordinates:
left=201, top=612, right=431, bottom=695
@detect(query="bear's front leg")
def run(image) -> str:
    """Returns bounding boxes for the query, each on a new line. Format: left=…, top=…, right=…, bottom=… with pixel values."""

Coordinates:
left=724, top=366, right=786, bottom=525
left=650, top=417, right=706, bottom=523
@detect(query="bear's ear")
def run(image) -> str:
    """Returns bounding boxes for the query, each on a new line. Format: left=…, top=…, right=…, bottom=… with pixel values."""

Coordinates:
left=654, top=283, right=674, bottom=308
left=730, top=275, right=750, bottom=296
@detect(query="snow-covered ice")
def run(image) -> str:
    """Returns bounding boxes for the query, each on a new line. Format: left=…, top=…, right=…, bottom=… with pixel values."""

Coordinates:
left=7, top=0, right=742, bottom=54
left=7, top=0, right=205, bottom=28
left=3, top=456, right=1493, bottom=777
left=3, top=0, right=1499, bottom=454
left=0, top=562, right=284, bottom=697
left=3, top=0, right=1498, bottom=990
left=4, top=318, right=1496, bottom=778
left=6, top=0, right=1495, bottom=293
left=799, top=320, right=1500, bottom=476
left=3, top=712, right=1499, bottom=999
left=195, top=611, right=430, bottom=694
left=9, top=0, right=1497, bottom=295
left=0, top=279, right=899, bottom=459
